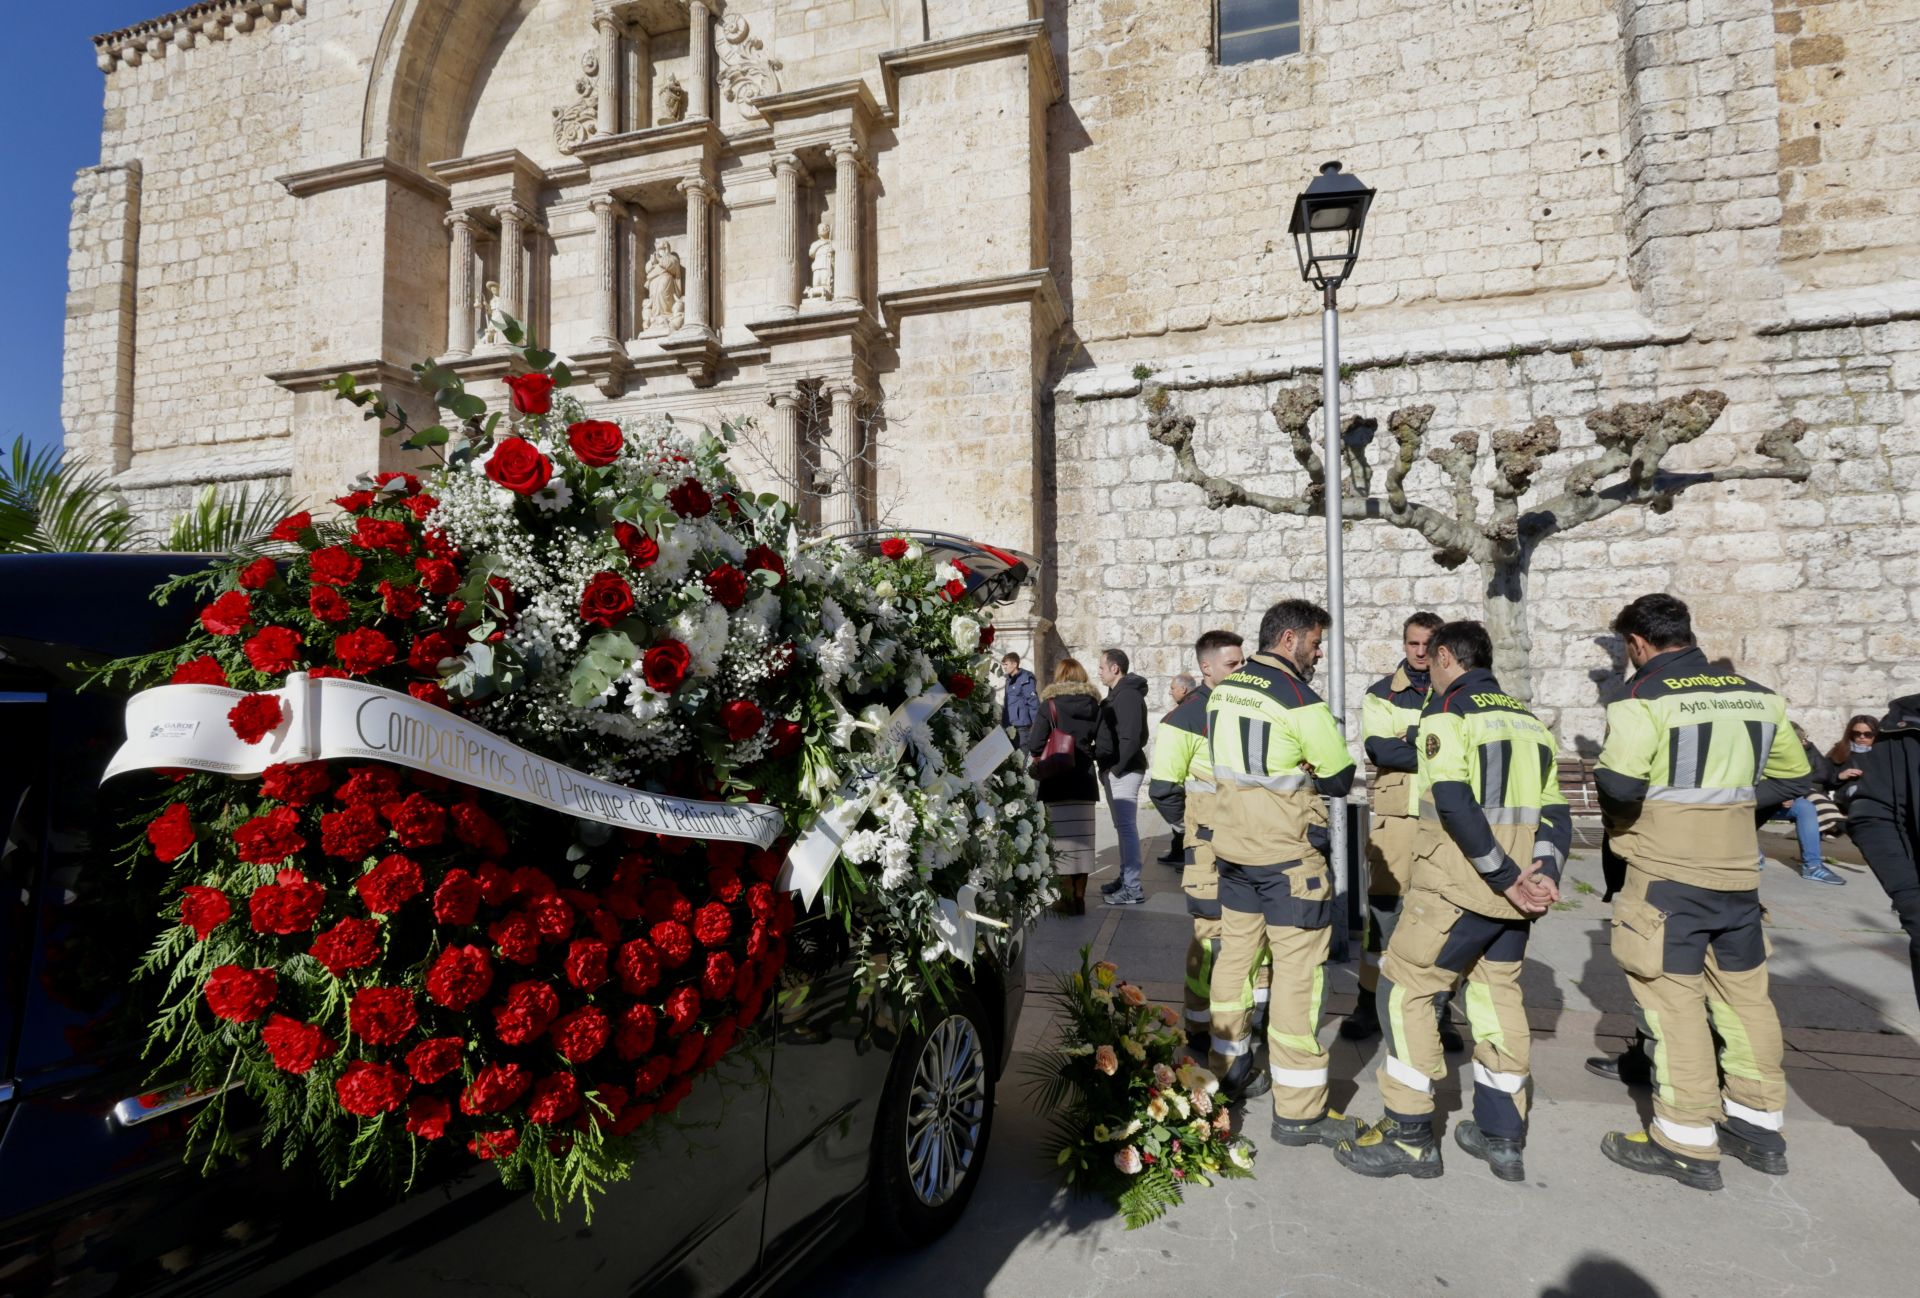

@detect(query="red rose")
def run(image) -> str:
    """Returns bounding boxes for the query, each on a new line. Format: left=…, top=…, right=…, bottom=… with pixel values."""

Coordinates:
left=244, top=626, right=305, bottom=674
left=526, top=1073, right=582, bottom=1125
left=641, top=640, right=691, bottom=693
left=309, top=546, right=362, bottom=587
left=335, top=490, right=375, bottom=514
left=484, top=436, right=553, bottom=495
left=664, top=986, right=702, bottom=1036
left=407, top=1036, right=464, bottom=1085
left=578, top=571, right=635, bottom=628
left=469, top=1128, right=520, bottom=1160
left=766, top=718, right=803, bottom=760
left=493, top=980, right=559, bottom=1046
left=651, top=921, right=693, bottom=968
left=565, top=939, right=610, bottom=990
left=148, top=803, right=197, bottom=863
left=270, top=511, right=312, bottom=544
left=461, top=1062, right=531, bottom=1115
left=248, top=867, right=326, bottom=935
left=334, top=627, right=397, bottom=676
left=745, top=545, right=786, bottom=586
left=169, top=655, right=229, bottom=686
left=567, top=419, right=624, bottom=466
left=702, top=951, right=738, bottom=1001
left=433, top=869, right=483, bottom=926
left=667, top=478, right=712, bottom=518
left=203, top=965, right=276, bottom=1022
left=489, top=912, right=540, bottom=965
left=945, top=673, right=976, bottom=700
left=979, top=624, right=997, bottom=647
left=703, top=564, right=748, bottom=610
left=260, top=762, right=330, bottom=806
left=409, top=630, right=462, bottom=676
left=613, top=522, right=658, bottom=569
left=550, top=1006, right=611, bottom=1064
left=309, top=915, right=382, bottom=976
left=321, top=803, right=387, bottom=861
left=353, top=517, right=411, bottom=553
left=180, top=885, right=230, bottom=939
left=200, top=591, right=252, bottom=637
left=615, top=1004, right=659, bottom=1060
left=228, top=692, right=283, bottom=745
left=692, top=902, right=733, bottom=949
left=238, top=557, right=277, bottom=590
left=262, top=1013, right=337, bottom=1075
left=336, top=764, right=405, bottom=806
left=426, top=944, right=494, bottom=1010
left=615, top=938, right=661, bottom=995
left=718, top=700, right=763, bottom=743
left=356, top=853, right=424, bottom=914
left=503, top=372, right=555, bottom=415
left=335, top=1060, right=411, bottom=1117
left=414, top=557, right=460, bottom=595
left=405, top=1094, right=451, bottom=1141
left=380, top=581, right=424, bottom=618
left=382, top=793, right=446, bottom=849
left=450, top=802, right=510, bottom=857
left=350, top=986, right=418, bottom=1046
left=879, top=537, right=910, bottom=560
left=233, top=807, right=306, bottom=864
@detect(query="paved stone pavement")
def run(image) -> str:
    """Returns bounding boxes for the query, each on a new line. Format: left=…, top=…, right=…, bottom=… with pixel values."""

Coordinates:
left=805, top=817, right=1920, bottom=1298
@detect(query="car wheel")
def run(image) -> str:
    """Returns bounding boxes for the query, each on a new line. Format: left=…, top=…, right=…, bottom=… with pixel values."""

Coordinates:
left=869, top=989, right=996, bottom=1247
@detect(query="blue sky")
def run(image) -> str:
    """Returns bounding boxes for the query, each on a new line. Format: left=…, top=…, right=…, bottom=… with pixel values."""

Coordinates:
left=1, top=2, right=174, bottom=458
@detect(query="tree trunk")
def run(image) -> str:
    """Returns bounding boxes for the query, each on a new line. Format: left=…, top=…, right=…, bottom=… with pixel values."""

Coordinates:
left=1481, top=557, right=1533, bottom=701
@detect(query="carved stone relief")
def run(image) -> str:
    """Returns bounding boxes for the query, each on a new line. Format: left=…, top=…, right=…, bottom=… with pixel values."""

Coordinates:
left=804, top=220, right=834, bottom=302
left=640, top=240, right=685, bottom=336
left=551, top=49, right=600, bottom=155
left=717, top=15, right=781, bottom=120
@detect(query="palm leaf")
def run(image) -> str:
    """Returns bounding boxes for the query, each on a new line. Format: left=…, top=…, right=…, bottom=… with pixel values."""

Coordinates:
left=0, top=436, right=142, bottom=553
left=164, top=482, right=296, bottom=555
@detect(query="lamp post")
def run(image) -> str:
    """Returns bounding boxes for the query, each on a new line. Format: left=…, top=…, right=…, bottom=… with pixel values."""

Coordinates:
left=1288, top=160, right=1375, bottom=959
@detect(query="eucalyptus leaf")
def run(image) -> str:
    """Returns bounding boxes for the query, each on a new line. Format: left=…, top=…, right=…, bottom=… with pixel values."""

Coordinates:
left=449, top=393, right=487, bottom=421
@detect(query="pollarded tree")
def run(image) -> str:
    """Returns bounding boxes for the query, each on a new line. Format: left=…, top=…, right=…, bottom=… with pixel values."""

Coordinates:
left=1142, top=383, right=1811, bottom=699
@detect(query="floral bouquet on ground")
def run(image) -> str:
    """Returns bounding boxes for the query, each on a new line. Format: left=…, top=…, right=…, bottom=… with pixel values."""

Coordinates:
left=1028, top=948, right=1255, bottom=1228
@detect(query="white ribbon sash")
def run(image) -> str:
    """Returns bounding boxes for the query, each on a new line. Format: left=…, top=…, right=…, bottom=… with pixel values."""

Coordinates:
left=104, top=673, right=784, bottom=849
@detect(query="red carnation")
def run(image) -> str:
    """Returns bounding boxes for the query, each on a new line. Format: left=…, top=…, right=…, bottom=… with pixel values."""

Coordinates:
left=262, top=1013, right=337, bottom=1075
left=615, top=1004, right=659, bottom=1060
left=353, top=517, right=411, bottom=554
left=503, top=373, right=555, bottom=415
left=408, top=681, right=451, bottom=709
left=375, top=470, right=422, bottom=496
left=719, top=700, right=763, bottom=743
left=407, top=1036, right=464, bottom=1085
left=469, top=1128, right=520, bottom=1160
left=461, top=1062, right=532, bottom=1115
left=169, top=655, right=229, bottom=686
left=709, top=867, right=743, bottom=905
left=565, top=938, right=610, bottom=990
left=334, top=627, right=396, bottom=676
left=309, top=915, right=382, bottom=976
left=336, top=764, right=404, bottom=806
left=356, top=853, right=424, bottom=914
left=484, top=435, right=553, bottom=495
left=380, top=581, right=424, bottom=618
left=414, top=557, right=460, bottom=595
left=493, top=980, right=560, bottom=1046
left=335, top=490, right=375, bottom=514
left=180, top=885, right=230, bottom=940
left=350, top=986, right=418, bottom=1046
left=433, top=869, right=482, bottom=926
left=526, top=893, right=573, bottom=943
left=641, top=640, right=691, bottom=693
left=692, top=902, right=733, bottom=948
left=425, top=943, right=494, bottom=1010
left=667, top=478, right=712, bottom=518
left=614, top=938, right=661, bottom=995
left=233, top=807, right=306, bottom=865
left=703, top=564, right=748, bottom=610
left=409, top=630, right=463, bottom=676
left=946, top=673, right=976, bottom=700
left=578, top=571, right=635, bottom=628
left=879, top=537, right=910, bottom=560
left=405, top=1094, right=451, bottom=1141
left=238, top=557, right=277, bottom=590
left=702, top=951, right=737, bottom=1001
left=613, top=521, right=658, bottom=569
left=527, top=1073, right=582, bottom=1125
left=309, top=546, right=362, bottom=587
left=651, top=921, right=694, bottom=968
left=321, top=803, right=387, bottom=861
left=200, top=591, right=252, bottom=637
left=335, top=1060, right=411, bottom=1117
left=489, top=912, right=540, bottom=965
left=476, top=862, right=515, bottom=906
left=664, top=986, right=702, bottom=1036
left=248, top=867, right=325, bottom=935
left=203, top=965, right=277, bottom=1022
left=450, top=802, right=509, bottom=857
left=244, top=626, right=305, bottom=674
left=261, top=761, right=331, bottom=806
left=269, top=511, right=312, bottom=543
left=767, top=718, right=803, bottom=760
left=550, top=1006, right=611, bottom=1064
left=228, top=692, right=283, bottom=745
left=643, top=879, right=691, bottom=924
left=382, top=793, right=446, bottom=849
left=671, top=1029, right=704, bottom=1073
left=567, top=419, right=624, bottom=466
left=148, top=802, right=197, bottom=863
left=745, top=545, right=786, bottom=586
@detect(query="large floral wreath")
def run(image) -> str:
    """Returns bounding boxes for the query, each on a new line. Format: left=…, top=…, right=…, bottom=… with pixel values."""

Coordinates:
left=107, top=323, right=1053, bottom=1213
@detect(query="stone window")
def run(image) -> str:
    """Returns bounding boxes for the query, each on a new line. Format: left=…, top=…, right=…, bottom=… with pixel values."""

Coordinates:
left=1216, top=0, right=1301, bottom=65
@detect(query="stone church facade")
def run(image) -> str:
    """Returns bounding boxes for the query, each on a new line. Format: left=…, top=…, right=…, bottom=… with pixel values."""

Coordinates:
left=64, top=0, right=1920, bottom=750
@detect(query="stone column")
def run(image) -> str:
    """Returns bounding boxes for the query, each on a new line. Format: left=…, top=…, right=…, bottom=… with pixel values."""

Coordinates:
left=678, top=176, right=715, bottom=334
left=830, top=142, right=863, bottom=307
left=495, top=201, right=531, bottom=326
left=444, top=210, right=481, bottom=357
left=688, top=0, right=714, bottom=121
left=623, top=204, right=648, bottom=342
left=595, top=12, right=621, bottom=138
left=61, top=162, right=142, bottom=474
left=589, top=194, right=624, bottom=348
left=822, top=380, right=863, bottom=530
left=627, top=24, right=651, bottom=131
left=765, top=386, right=804, bottom=504
left=771, top=154, right=804, bottom=316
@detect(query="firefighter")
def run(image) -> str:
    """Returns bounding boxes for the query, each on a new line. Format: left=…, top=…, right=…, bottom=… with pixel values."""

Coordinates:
left=1341, top=610, right=1465, bottom=1053
left=1593, top=593, right=1808, bottom=1191
left=1204, top=599, right=1359, bottom=1147
left=1334, top=620, right=1571, bottom=1181
left=1148, top=630, right=1270, bottom=1061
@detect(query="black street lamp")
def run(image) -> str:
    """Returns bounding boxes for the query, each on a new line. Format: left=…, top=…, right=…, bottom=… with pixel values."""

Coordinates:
left=1289, top=160, right=1376, bottom=296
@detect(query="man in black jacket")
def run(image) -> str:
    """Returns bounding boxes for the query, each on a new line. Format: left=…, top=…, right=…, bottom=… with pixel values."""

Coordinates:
left=1096, top=648, right=1151, bottom=906
left=1849, top=694, right=1920, bottom=1014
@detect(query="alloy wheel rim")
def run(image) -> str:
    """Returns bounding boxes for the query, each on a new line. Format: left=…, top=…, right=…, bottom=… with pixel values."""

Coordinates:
left=904, top=1013, right=987, bottom=1207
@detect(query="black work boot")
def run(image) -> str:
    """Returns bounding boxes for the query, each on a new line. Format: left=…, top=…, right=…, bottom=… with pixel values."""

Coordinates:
left=1584, top=1050, right=1653, bottom=1087
left=1600, top=1131, right=1723, bottom=1191
left=1454, top=1120, right=1525, bottom=1183
left=1338, top=994, right=1381, bottom=1041
left=1716, top=1122, right=1789, bottom=1176
left=1270, top=1109, right=1361, bottom=1148
left=1218, top=1054, right=1271, bottom=1105
left=1334, top=1116, right=1444, bottom=1178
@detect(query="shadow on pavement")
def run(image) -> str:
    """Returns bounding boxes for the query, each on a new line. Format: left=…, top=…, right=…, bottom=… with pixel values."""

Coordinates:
left=1539, top=1253, right=1663, bottom=1297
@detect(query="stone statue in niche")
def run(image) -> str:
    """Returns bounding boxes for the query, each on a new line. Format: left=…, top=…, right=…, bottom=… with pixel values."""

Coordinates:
left=641, top=242, right=685, bottom=335
left=552, top=50, right=600, bottom=155
left=477, top=280, right=505, bottom=345
left=804, top=220, right=834, bottom=302
left=657, top=75, right=687, bottom=125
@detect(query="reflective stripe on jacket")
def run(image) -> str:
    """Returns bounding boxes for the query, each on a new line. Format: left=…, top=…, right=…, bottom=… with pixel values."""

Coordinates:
left=1148, top=685, right=1213, bottom=832
left=1203, top=653, right=1355, bottom=867
left=1363, top=662, right=1430, bottom=819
